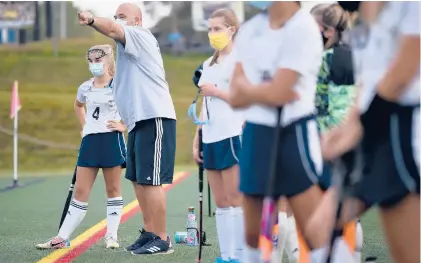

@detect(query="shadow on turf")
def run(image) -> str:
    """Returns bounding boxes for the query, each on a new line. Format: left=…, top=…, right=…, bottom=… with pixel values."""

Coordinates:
left=0, top=178, right=45, bottom=193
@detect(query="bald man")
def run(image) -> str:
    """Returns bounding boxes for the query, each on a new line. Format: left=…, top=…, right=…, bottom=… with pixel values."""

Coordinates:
left=78, top=3, right=176, bottom=256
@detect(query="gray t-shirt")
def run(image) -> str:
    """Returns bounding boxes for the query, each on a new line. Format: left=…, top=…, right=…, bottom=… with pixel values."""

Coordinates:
left=114, top=25, right=176, bottom=132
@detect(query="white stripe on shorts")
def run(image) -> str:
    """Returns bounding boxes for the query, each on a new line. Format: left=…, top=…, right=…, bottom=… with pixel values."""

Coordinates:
left=117, top=132, right=126, bottom=162
left=229, top=137, right=239, bottom=163
left=296, top=123, right=319, bottom=184
left=153, top=118, right=163, bottom=185
left=390, top=114, right=417, bottom=192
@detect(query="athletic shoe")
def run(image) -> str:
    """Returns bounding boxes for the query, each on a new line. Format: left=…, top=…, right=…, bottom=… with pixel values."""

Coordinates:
left=131, top=236, right=173, bottom=255
left=125, top=229, right=155, bottom=252
left=35, top=236, right=70, bottom=250
left=104, top=235, right=120, bottom=249
left=214, top=258, right=231, bottom=263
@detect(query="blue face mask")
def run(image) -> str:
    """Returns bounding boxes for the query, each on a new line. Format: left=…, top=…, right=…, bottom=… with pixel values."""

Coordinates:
left=89, top=63, right=105, bottom=77
left=187, top=91, right=210, bottom=126
left=248, top=1, right=273, bottom=10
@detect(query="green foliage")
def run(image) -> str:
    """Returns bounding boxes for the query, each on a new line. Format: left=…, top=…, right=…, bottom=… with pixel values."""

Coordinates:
left=0, top=36, right=207, bottom=171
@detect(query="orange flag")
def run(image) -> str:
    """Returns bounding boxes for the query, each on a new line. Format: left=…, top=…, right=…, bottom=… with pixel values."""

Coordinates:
left=10, top=81, right=21, bottom=119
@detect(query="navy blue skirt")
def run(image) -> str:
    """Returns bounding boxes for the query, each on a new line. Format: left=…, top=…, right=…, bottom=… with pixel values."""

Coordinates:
left=203, top=136, right=241, bottom=171
left=77, top=132, right=126, bottom=168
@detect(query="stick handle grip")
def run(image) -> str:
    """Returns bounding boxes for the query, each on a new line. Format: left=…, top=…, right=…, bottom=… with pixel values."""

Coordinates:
left=198, top=129, right=203, bottom=192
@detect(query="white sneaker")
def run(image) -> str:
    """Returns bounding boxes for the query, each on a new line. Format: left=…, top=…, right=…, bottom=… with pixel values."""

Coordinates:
left=36, top=236, right=70, bottom=250
left=105, top=235, right=120, bottom=249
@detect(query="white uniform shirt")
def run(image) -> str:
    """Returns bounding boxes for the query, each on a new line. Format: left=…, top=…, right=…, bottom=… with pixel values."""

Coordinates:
left=354, top=2, right=420, bottom=112
left=233, top=10, right=323, bottom=127
left=114, top=26, right=176, bottom=132
left=77, top=79, right=121, bottom=137
left=198, top=52, right=244, bottom=143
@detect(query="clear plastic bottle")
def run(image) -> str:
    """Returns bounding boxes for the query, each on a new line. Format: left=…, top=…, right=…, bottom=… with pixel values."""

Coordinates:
left=186, top=207, right=198, bottom=246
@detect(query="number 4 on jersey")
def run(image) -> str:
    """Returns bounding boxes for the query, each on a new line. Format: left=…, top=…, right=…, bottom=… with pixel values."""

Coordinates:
left=92, top=107, right=100, bottom=120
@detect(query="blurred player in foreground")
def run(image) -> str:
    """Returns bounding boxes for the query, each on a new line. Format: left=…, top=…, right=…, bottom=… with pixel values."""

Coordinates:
left=191, top=8, right=244, bottom=263
left=307, top=2, right=420, bottom=263
left=36, top=45, right=126, bottom=250
left=228, top=1, right=327, bottom=263
left=78, top=3, right=177, bottom=255
left=302, top=3, right=364, bottom=263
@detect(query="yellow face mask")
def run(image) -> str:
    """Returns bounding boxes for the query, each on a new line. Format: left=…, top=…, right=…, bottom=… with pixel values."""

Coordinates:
left=208, top=30, right=231, bottom=51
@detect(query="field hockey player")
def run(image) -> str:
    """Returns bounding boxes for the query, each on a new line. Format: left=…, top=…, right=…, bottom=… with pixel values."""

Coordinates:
left=36, top=45, right=126, bottom=250
left=191, top=8, right=245, bottom=263
left=228, top=2, right=328, bottom=263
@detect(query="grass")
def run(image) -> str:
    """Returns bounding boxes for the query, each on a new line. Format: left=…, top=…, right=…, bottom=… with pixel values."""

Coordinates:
left=0, top=170, right=390, bottom=263
left=0, top=36, right=208, bottom=171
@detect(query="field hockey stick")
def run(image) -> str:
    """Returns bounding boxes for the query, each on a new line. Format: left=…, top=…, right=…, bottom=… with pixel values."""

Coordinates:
left=325, top=149, right=362, bottom=263
left=197, top=128, right=205, bottom=262
left=58, top=166, right=77, bottom=230
left=259, top=108, right=283, bottom=263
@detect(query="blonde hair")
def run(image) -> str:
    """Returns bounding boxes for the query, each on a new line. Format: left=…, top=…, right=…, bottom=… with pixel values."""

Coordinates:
left=321, top=4, right=350, bottom=41
left=208, top=8, right=240, bottom=66
left=86, top=44, right=116, bottom=77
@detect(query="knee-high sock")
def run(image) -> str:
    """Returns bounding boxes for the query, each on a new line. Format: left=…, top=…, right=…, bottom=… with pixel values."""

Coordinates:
left=310, top=238, right=354, bottom=263
left=106, top=197, right=123, bottom=240
left=232, top=206, right=245, bottom=260
left=244, top=245, right=262, bottom=263
left=215, top=207, right=231, bottom=260
left=285, top=215, right=299, bottom=262
left=272, top=212, right=288, bottom=263
left=58, top=199, right=88, bottom=240
left=354, top=219, right=364, bottom=263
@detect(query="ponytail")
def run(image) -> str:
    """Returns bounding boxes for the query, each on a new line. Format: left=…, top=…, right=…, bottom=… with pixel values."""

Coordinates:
left=209, top=51, right=220, bottom=66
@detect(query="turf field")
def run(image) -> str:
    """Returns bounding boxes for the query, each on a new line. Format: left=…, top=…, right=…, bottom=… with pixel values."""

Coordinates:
left=0, top=169, right=391, bottom=263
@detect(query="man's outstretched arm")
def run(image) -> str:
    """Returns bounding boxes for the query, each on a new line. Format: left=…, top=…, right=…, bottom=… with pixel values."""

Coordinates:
left=78, top=12, right=125, bottom=44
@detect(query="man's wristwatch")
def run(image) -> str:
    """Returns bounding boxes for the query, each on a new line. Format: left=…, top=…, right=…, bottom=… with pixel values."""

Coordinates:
left=87, top=15, right=95, bottom=26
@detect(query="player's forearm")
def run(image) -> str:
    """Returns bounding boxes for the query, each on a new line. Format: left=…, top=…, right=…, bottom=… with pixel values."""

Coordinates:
left=377, top=35, right=420, bottom=99
left=246, top=82, right=297, bottom=106
left=74, top=106, right=86, bottom=128
left=89, top=17, right=123, bottom=42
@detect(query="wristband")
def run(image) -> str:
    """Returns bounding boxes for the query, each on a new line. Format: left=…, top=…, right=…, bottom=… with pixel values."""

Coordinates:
left=87, top=17, right=95, bottom=26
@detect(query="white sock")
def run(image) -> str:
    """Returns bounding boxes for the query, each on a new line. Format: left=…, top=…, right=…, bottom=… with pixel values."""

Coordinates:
left=232, top=206, right=245, bottom=260
left=106, top=196, right=123, bottom=240
left=310, top=246, right=328, bottom=263
left=354, top=220, right=364, bottom=263
left=215, top=207, right=231, bottom=260
left=58, top=199, right=88, bottom=240
left=244, top=245, right=262, bottom=263
left=272, top=212, right=288, bottom=263
left=331, top=238, right=355, bottom=263
left=285, top=216, right=299, bottom=263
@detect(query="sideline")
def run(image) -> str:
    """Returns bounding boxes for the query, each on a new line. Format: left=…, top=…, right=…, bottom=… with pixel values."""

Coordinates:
left=36, top=171, right=191, bottom=263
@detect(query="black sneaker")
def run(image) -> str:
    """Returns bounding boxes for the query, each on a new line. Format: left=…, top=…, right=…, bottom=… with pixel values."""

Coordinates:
left=131, top=236, right=173, bottom=255
left=125, top=229, right=156, bottom=252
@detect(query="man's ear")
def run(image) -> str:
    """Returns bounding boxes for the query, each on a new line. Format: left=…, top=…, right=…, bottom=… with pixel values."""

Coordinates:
left=135, top=17, right=142, bottom=26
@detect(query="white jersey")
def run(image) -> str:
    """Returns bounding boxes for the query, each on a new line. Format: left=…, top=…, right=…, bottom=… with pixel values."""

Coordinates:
left=354, top=2, right=420, bottom=112
left=77, top=79, right=121, bottom=137
left=198, top=52, right=244, bottom=144
left=234, top=10, right=323, bottom=127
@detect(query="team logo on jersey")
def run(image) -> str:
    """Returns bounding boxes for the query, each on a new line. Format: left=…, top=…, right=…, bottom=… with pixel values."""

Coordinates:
left=261, top=70, right=272, bottom=82
left=108, top=100, right=116, bottom=109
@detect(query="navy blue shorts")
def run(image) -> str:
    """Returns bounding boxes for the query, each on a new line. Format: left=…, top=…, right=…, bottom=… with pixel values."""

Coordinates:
left=125, top=118, right=176, bottom=185
left=354, top=94, right=420, bottom=208
left=239, top=115, right=323, bottom=198
left=203, top=136, right=241, bottom=170
left=77, top=131, right=126, bottom=168
left=319, top=161, right=332, bottom=192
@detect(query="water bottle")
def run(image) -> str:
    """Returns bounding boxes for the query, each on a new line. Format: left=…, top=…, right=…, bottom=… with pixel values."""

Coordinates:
left=186, top=207, right=198, bottom=246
